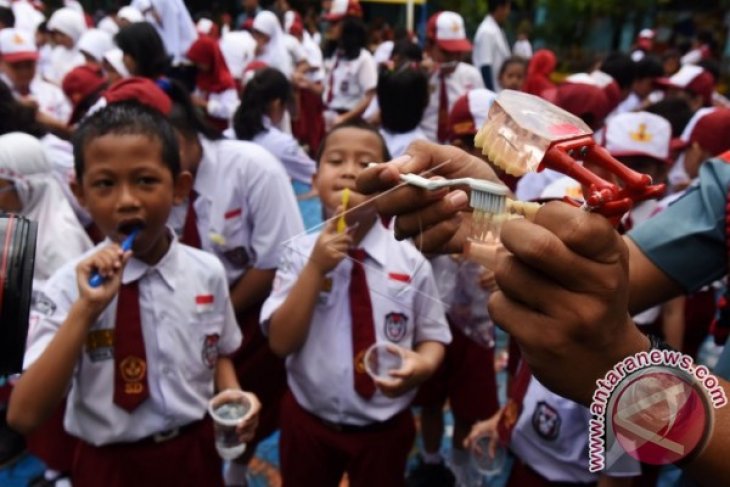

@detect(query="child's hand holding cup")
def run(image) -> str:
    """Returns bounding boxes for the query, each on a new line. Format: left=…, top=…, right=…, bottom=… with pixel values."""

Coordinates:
left=208, top=389, right=260, bottom=460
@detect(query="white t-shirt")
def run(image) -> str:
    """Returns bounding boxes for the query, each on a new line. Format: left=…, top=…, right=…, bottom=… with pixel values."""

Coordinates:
left=24, top=236, right=242, bottom=446
left=472, top=15, right=511, bottom=90
left=323, top=48, right=377, bottom=111
left=420, top=63, right=484, bottom=143
left=260, top=221, right=451, bottom=425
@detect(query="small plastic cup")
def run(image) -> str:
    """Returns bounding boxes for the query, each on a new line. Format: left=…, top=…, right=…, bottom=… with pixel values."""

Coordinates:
left=363, top=343, right=404, bottom=381
left=470, top=433, right=507, bottom=476
left=208, top=389, right=252, bottom=460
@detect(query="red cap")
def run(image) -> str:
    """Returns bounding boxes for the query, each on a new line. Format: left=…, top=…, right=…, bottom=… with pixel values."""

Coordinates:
left=0, top=29, right=39, bottom=63
left=62, top=65, right=107, bottom=105
left=323, top=0, right=362, bottom=22
left=103, top=77, right=172, bottom=115
left=551, top=82, right=610, bottom=130
left=690, top=108, right=730, bottom=157
left=656, top=65, right=715, bottom=107
left=427, top=11, right=472, bottom=53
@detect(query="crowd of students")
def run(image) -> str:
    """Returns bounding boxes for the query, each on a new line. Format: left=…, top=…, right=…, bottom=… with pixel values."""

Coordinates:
left=0, top=0, right=729, bottom=486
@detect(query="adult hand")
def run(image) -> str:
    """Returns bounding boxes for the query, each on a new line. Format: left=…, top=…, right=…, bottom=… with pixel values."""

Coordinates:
left=356, top=140, right=498, bottom=254
left=488, top=202, right=649, bottom=405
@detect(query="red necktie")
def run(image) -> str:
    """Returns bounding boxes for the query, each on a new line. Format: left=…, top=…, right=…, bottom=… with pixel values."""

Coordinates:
left=326, top=54, right=340, bottom=106
left=113, top=281, right=149, bottom=412
left=496, top=360, right=531, bottom=445
left=180, top=190, right=201, bottom=249
left=348, top=248, right=377, bottom=399
left=437, top=71, right=449, bottom=143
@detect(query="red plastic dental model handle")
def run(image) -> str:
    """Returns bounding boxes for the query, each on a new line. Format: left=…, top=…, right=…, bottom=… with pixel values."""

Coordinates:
left=538, top=138, right=665, bottom=218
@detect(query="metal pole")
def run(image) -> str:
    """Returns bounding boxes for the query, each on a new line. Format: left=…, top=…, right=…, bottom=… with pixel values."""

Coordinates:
left=406, top=0, right=414, bottom=33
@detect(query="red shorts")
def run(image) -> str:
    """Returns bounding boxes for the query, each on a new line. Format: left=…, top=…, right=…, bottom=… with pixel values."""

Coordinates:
left=71, top=418, right=222, bottom=487
left=232, top=304, right=287, bottom=463
left=25, top=402, right=78, bottom=472
left=413, top=321, right=499, bottom=422
left=279, top=391, right=415, bottom=487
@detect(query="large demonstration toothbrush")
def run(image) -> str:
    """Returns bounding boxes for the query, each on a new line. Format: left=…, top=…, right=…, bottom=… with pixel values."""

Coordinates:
left=88, top=228, right=139, bottom=288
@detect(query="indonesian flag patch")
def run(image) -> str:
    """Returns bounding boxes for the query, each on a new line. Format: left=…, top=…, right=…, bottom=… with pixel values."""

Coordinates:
left=195, top=294, right=214, bottom=313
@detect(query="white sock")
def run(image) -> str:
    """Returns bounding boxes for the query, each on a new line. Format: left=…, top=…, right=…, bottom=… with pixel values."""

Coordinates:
left=421, top=450, right=443, bottom=464
left=451, top=448, right=469, bottom=467
left=223, top=461, right=248, bottom=486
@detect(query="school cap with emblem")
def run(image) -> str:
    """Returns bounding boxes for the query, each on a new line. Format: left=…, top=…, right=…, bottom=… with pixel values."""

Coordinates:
left=448, top=88, right=498, bottom=138
left=655, top=64, right=715, bottom=107
left=323, top=0, right=362, bottom=22
left=0, top=28, right=39, bottom=63
left=427, top=11, right=472, bottom=53
left=605, top=111, right=672, bottom=164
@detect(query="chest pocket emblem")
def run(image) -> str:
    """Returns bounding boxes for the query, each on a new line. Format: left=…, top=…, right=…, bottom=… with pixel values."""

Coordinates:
left=202, top=334, right=220, bottom=369
left=384, top=312, right=408, bottom=342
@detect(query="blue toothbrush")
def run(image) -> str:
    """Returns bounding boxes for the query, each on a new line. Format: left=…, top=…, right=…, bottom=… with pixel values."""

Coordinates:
left=88, top=228, right=139, bottom=288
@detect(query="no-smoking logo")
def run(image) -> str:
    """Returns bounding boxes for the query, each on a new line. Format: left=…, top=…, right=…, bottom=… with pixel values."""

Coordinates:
left=609, top=367, right=712, bottom=465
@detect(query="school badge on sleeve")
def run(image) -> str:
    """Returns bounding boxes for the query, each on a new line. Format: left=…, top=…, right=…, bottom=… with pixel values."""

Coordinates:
left=532, top=401, right=561, bottom=441
left=202, top=334, right=220, bottom=368
left=384, top=312, right=408, bottom=342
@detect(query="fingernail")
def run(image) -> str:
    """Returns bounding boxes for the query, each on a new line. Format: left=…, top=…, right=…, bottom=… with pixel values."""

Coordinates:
left=447, top=190, right=468, bottom=207
left=389, top=154, right=412, bottom=167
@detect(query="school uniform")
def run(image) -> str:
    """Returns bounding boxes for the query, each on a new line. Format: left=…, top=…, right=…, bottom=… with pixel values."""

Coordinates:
left=253, top=117, right=316, bottom=184
left=47, top=46, right=85, bottom=86
left=420, top=63, right=484, bottom=143
left=509, top=377, right=640, bottom=486
left=187, top=35, right=240, bottom=127
left=24, top=233, right=242, bottom=487
left=380, top=127, right=428, bottom=159
left=260, top=220, right=451, bottom=486
left=1, top=73, right=72, bottom=123
left=323, top=48, right=377, bottom=121
left=168, top=136, right=304, bottom=462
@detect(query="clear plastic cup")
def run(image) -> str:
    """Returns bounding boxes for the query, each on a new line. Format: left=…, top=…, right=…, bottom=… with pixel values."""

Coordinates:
left=363, top=343, right=404, bottom=381
left=208, top=390, right=252, bottom=460
left=470, top=433, right=507, bottom=476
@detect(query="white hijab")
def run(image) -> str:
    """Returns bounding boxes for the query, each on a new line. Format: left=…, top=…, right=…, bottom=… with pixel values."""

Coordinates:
left=252, top=11, right=293, bottom=77
left=0, top=133, right=92, bottom=284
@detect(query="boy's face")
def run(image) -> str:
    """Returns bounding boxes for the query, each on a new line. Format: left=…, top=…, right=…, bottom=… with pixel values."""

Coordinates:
left=73, top=133, right=191, bottom=264
left=1, top=60, right=37, bottom=92
left=315, top=127, right=382, bottom=221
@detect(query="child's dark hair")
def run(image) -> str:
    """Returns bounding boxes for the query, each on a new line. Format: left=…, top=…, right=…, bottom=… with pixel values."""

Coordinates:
left=232, top=67, right=292, bottom=141
left=163, top=78, right=223, bottom=140
left=72, top=101, right=181, bottom=182
left=391, top=39, right=422, bottom=64
left=0, top=79, right=46, bottom=138
left=315, top=119, right=391, bottom=166
left=600, top=52, right=635, bottom=91
left=324, top=16, right=367, bottom=60
left=377, top=63, right=428, bottom=134
left=489, top=0, right=511, bottom=13
left=499, top=56, right=527, bottom=78
left=114, top=22, right=170, bottom=79
left=0, top=6, right=14, bottom=28
left=634, top=56, right=663, bottom=80
left=644, top=98, right=693, bottom=137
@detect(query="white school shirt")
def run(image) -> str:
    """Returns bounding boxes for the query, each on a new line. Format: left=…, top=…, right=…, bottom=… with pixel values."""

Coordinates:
left=472, top=15, right=511, bottom=90
left=146, top=0, right=198, bottom=65
left=510, top=378, right=640, bottom=482
left=322, top=48, right=377, bottom=111
left=168, top=137, right=304, bottom=285
left=1, top=74, right=72, bottom=124
left=260, top=221, right=452, bottom=426
left=219, top=30, right=256, bottom=81
left=420, top=63, right=484, bottom=143
left=380, top=127, right=427, bottom=158
left=192, top=87, right=239, bottom=121
left=24, top=234, right=242, bottom=446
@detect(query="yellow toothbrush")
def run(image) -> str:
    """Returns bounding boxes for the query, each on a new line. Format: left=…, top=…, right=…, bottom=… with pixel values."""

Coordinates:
left=337, top=188, right=350, bottom=233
